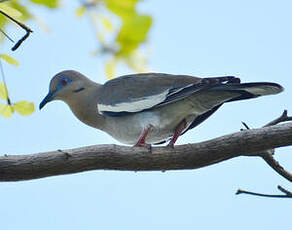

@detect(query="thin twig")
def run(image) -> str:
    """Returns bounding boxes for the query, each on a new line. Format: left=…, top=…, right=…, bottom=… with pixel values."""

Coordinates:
left=264, top=110, right=292, bottom=127
left=238, top=111, right=292, bottom=198
left=12, top=31, right=30, bottom=51
left=0, top=59, right=11, bottom=105
left=241, top=111, right=292, bottom=181
left=259, top=110, right=292, bottom=182
left=0, top=27, right=14, bottom=42
left=241, top=121, right=250, bottom=130
left=0, top=9, right=33, bottom=51
left=236, top=186, right=292, bottom=198
left=277, top=185, right=292, bottom=195
left=261, top=153, right=292, bottom=182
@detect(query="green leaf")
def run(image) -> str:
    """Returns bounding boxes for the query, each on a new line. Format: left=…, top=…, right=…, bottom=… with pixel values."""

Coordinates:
left=105, top=0, right=139, bottom=18
left=0, top=2, right=30, bottom=41
left=0, top=4, right=22, bottom=18
left=75, top=6, right=86, bottom=18
left=97, top=31, right=105, bottom=43
left=100, top=16, right=113, bottom=31
left=0, top=54, right=19, bottom=66
left=0, top=103, right=14, bottom=118
left=9, top=2, right=33, bottom=21
left=0, top=1, right=32, bottom=42
left=117, top=14, right=152, bottom=55
left=0, top=82, right=8, bottom=100
left=105, top=58, right=118, bottom=79
left=14, top=101, right=35, bottom=116
left=125, top=51, right=148, bottom=73
left=29, top=0, right=60, bottom=9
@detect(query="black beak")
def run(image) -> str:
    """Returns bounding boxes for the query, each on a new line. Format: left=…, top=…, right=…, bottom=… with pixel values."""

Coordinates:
left=39, top=90, right=56, bottom=110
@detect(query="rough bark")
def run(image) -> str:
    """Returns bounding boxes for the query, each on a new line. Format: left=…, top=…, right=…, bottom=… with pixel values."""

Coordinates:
left=0, top=122, right=291, bottom=182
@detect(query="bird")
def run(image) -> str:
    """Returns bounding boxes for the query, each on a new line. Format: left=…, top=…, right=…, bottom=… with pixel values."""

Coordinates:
left=39, top=70, right=283, bottom=148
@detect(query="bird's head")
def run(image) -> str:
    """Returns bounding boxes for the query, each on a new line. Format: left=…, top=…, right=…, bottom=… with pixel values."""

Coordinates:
left=39, top=70, right=91, bottom=110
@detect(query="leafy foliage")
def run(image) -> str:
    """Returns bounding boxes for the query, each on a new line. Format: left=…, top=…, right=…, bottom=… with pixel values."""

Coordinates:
left=117, top=14, right=152, bottom=55
left=29, top=0, right=60, bottom=9
left=0, top=81, right=35, bottom=118
left=0, top=4, right=22, bottom=18
left=0, top=54, right=19, bottom=66
left=13, top=100, right=35, bottom=115
left=0, top=55, right=34, bottom=118
left=0, top=82, right=8, bottom=100
left=0, top=100, right=35, bottom=118
left=77, top=0, right=152, bottom=78
left=0, top=0, right=152, bottom=118
left=0, top=0, right=152, bottom=77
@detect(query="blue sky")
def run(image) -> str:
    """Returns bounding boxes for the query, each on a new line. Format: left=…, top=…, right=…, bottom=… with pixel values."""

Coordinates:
left=1, top=0, right=292, bottom=229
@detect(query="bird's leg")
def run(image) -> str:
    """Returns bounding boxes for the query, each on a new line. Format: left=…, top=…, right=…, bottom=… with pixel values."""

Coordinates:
left=167, top=119, right=187, bottom=148
left=134, top=124, right=153, bottom=148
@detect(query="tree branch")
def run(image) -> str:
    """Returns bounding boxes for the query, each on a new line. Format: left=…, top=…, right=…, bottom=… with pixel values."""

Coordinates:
left=0, top=122, right=292, bottom=182
left=264, top=110, right=292, bottom=127
left=240, top=110, right=292, bottom=182
left=0, top=9, right=33, bottom=51
left=261, top=154, right=292, bottom=182
left=236, top=185, right=292, bottom=198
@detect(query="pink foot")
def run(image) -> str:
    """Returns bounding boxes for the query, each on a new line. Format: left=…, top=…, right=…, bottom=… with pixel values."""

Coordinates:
left=134, top=124, right=153, bottom=149
left=167, top=119, right=187, bottom=148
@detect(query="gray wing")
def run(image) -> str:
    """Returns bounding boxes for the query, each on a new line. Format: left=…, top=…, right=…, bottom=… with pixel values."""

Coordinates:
left=97, top=72, right=238, bottom=116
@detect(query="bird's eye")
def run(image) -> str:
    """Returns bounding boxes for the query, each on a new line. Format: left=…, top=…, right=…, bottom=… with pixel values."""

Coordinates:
left=60, top=78, right=68, bottom=86
left=57, top=76, right=71, bottom=89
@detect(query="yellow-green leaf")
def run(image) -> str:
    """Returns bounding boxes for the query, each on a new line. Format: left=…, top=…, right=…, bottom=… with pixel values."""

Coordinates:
left=117, top=14, right=152, bottom=55
left=100, top=16, right=113, bottom=31
left=34, top=16, right=50, bottom=33
left=125, top=51, right=148, bottom=73
left=97, top=31, right=105, bottom=43
left=0, top=54, right=19, bottom=66
left=9, top=1, right=33, bottom=21
left=0, top=104, right=14, bottom=118
left=105, top=58, right=118, bottom=79
left=105, top=0, right=138, bottom=18
left=0, top=2, right=32, bottom=41
left=75, top=6, right=86, bottom=17
left=14, top=101, right=35, bottom=116
left=29, top=0, right=60, bottom=9
left=0, top=4, right=22, bottom=18
left=0, top=82, right=8, bottom=100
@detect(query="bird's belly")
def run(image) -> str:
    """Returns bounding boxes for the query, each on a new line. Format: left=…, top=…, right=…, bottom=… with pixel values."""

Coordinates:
left=104, top=112, right=171, bottom=144
left=104, top=102, right=198, bottom=145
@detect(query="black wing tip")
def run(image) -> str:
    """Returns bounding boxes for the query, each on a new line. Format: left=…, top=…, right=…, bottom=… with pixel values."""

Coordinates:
left=202, top=76, right=241, bottom=84
left=265, top=82, right=284, bottom=93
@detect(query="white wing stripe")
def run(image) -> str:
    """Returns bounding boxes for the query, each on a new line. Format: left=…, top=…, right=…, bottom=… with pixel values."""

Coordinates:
left=97, top=90, right=169, bottom=113
left=167, top=84, right=194, bottom=96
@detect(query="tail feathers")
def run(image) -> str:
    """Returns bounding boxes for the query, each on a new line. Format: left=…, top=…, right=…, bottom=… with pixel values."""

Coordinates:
left=233, top=82, right=283, bottom=95
left=211, top=82, right=284, bottom=102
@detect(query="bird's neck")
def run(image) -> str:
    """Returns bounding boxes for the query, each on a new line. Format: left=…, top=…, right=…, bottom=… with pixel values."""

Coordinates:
left=64, top=84, right=106, bottom=130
